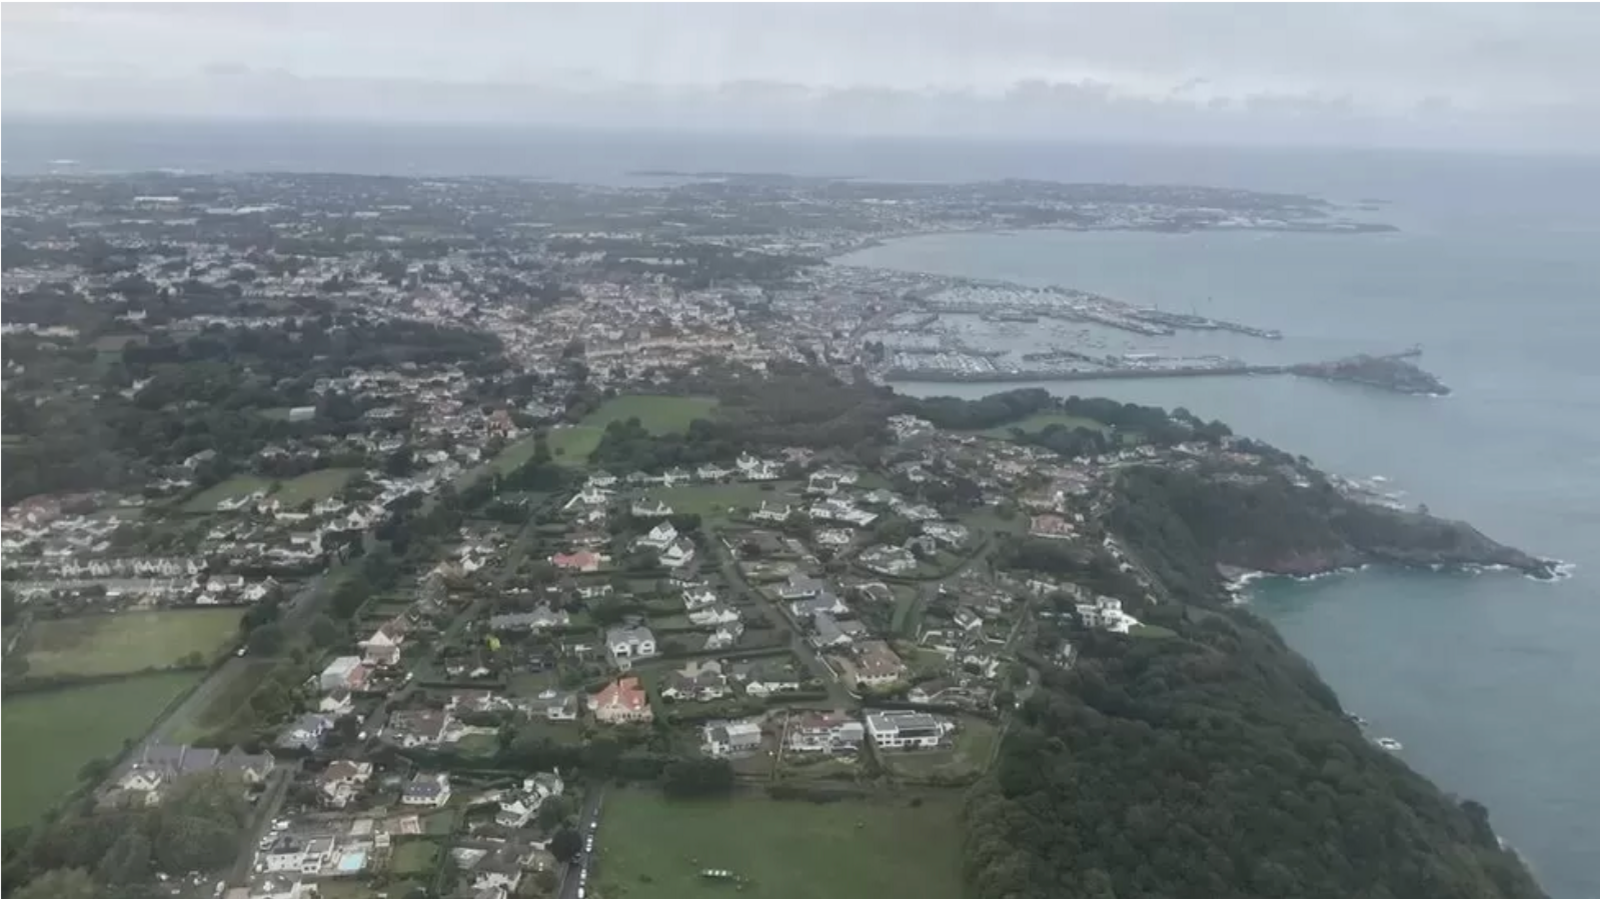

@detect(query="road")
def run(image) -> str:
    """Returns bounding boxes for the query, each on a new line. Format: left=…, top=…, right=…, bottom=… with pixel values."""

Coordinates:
left=227, top=761, right=299, bottom=887
left=706, top=528, right=852, bottom=706
left=558, top=785, right=606, bottom=899
left=145, top=572, right=329, bottom=743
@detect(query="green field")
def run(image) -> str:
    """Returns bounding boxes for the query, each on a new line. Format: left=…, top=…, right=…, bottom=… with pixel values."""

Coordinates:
left=596, top=788, right=964, bottom=899
left=977, top=411, right=1108, bottom=439
left=23, top=609, right=245, bottom=678
left=546, top=425, right=603, bottom=466
left=645, top=482, right=781, bottom=521
left=889, top=592, right=925, bottom=638
left=879, top=718, right=999, bottom=781
left=275, top=467, right=358, bottom=506
left=182, top=474, right=274, bottom=512
left=389, top=840, right=440, bottom=876
left=582, top=394, right=719, bottom=434
left=2, top=671, right=201, bottom=825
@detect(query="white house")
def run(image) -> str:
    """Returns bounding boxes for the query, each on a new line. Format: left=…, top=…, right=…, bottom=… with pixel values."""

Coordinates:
left=401, top=772, right=451, bottom=807
left=606, top=624, right=657, bottom=669
left=659, top=538, right=697, bottom=570
left=702, top=720, right=763, bottom=757
left=636, top=522, right=678, bottom=552
left=865, top=710, right=954, bottom=750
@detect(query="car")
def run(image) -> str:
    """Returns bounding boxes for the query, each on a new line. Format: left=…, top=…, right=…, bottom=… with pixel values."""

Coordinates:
left=577, top=889, right=585, bottom=899
left=588, top=820, right=598, bottom=833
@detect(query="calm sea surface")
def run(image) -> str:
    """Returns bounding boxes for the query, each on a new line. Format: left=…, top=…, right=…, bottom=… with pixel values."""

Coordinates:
left=841, top=215, right=1600, bottom=899
left=7, top=120, right=1597, bottom=896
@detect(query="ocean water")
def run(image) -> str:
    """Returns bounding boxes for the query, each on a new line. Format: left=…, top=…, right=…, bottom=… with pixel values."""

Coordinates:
left=6, top=119, right=1597, bottom=896
left=842, top=209, right=1600, bottom=898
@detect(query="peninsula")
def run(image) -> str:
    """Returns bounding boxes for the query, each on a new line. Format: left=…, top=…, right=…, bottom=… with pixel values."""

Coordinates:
left=0, top=171, right=1545, bottom=899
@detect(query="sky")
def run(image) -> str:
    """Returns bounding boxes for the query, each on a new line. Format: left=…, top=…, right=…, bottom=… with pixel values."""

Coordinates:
left=4, top=3, right=1599, bottom=153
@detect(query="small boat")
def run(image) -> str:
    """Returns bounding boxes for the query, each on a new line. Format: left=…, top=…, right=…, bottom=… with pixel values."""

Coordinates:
left=1375, top=737, right=1403, bottom=751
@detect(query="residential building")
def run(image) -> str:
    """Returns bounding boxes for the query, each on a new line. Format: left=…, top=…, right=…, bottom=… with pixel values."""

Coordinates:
left=606, top=624, right=657, bottom=669
left=588, top=676, right=653, bottom=724
left=853, top=640, right=908, bottom=687
left=318, top=656, right=368, bottom=692
left=488, top=604, right=569, bottom=632
left=785, top=712, right=864, bottom=754
left=659, top=537, right=697, bottom=569
left=865, top=710, right=954, bottom=750
left=318, top=760, right=373, bottom=808
left=660, top=660, right=728, bottom=702
left=636, top=522, right=678, bottom=552
left=527, top=688, right=579, bottom=721
left=702, top=720, right=763, bottom=757
left=750, top=501, right=791, bottom=522
left=401, top=772, right=452, bottom=807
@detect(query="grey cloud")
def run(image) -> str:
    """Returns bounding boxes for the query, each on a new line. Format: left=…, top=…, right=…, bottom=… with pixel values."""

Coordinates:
left=4, top=3, right=1599, bottom=152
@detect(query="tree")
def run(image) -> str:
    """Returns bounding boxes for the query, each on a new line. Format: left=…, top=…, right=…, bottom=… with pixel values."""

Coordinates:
left=247, top=623, right=285, bottom=656
left=308, top=614, right=341, bottom=648
left=550, top=827, right=582, bottom=863
left=13, top=867, right=98, bottom=899
left=536, top=794, right=575, bottom=830
left=660, top=758, right=735, bottom=798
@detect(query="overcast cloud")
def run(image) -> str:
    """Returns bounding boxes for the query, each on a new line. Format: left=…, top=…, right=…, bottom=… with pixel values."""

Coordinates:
left=4, top=3, right=1599, bottom=152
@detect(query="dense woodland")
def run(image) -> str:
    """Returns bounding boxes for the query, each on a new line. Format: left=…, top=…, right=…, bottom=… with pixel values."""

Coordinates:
left=963, top=611, right=1547, bottom=899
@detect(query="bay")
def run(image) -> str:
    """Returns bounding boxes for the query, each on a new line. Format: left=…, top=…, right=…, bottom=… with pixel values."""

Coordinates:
left=840, top=213, right=1600, bottom=898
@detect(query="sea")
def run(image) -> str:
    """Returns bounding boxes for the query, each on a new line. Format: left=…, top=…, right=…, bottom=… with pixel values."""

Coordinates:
left=6, top=120, right=1598, bottom=897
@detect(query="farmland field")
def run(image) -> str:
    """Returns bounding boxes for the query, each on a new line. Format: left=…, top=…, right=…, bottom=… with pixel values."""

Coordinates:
left=595, top=787, right=964, bottom=899
left=545, top=425, right=603, bottom=466
left=1, top=671, right=200, bottom=825
left=581, top=394, right=719, bottom=434
left=23, top=608, right=245, bottom=678
left=181, top=474, right=273, bottom=512
left=275, top=467, right=358, bottom=506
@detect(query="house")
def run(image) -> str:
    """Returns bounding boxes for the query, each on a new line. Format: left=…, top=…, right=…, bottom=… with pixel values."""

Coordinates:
left=807, top=472, right=841, bottom=495
left=1029, top=514, right=1076, bottom=540
left=563, top=485, right=611, bottom=511
left=588, top=676, right=653, bottom=724
left=702, top=720, right=763, bottom=757
left=495, top=773, right=564, bottom=830
left=550, top=550, right=606, bottom=573
left=777, top=574, right=822, bottom=601
left=853, top=640, right=908, bottom=687
left=383, top=709, right=452, bottom=748
left=1075, top=596, right=1141, bottom=634
left=631, top=499, right=674, bottom=519
left=785, top=712, right=864, bottom=754
left=865, top=710, right=954, bottom=750
left=318, top=760, right=373, bottom=808
left=704, top=621, right=744, bottom=651
left=859, top=545, right=917, bottom=576
left=816, top=527, right=854, bottom=547
left=112, top=743, right=275, bottom=803
left=809, top=611, right=864, bottom=648
left=359, top=617, right=410, bottom=666
left=751, top=501, right=791, bottom=522
left=660, top=660, right=728, bottom=702
left=606, top=624, right=657, bottom=669
left=696, top=463, right=732, bottom=481
left=659, top=538, right=697, bottom=570
left=319, top=688, right=355, bottom=716
left=790, top=588, right=849, bottom=620
left=401, top=772, right=452, bottom=807
left=636, top=522, right=679, bottom=551
left=952, top=607, right=984, bottom=632
left=527, top=688, right=579, bottom=721
left=318, top=656, right=368, bottom=692
left=687, top=604, right=740, bottom=627
left=249, top=874, right=308, bottom=899
left=488, top=604, right=569, bottom=632
left=922, top=521, right=971, bottom=547
left=682, top=586, right=719, bottom=610
left=276, top=713, right=336, bottom=752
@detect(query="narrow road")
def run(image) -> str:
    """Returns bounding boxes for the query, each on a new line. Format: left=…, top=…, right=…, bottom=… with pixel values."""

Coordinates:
left=228, top=761, right=299, bottom=887
left=558, top=785, right=606, bottom=899
left=707, top=528, right=851, bottom=706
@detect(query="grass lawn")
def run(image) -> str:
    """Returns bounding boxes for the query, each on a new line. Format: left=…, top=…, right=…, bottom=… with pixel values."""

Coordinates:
left=167, top=658, right=280, bottom=742
left=182, top=474, right=274, bottom=512
left=2, top=671, right=200, bottom=825
left=646, top=482, right=779, bottom=522
left=581, top=394, right=719, bottom=435
left=546, top=425, right=603, bottom=467
left=976, top=411, right=1108, bottom=439
left=1129, top=623, right=1179, bottom=639
left=275, top=467, right=358, bottom=507
left=880, top=717, right=999, bottom=781
left=390, top=840, right=440, bottom=877
left=889, top=592, right=924, bottom=638
left=24, top=609, right=244, bottom=678
left=595, top=788, right=964, bottom=899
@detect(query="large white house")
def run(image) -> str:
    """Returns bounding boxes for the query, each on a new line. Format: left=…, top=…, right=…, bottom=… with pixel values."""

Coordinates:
left=864, top=710, right=954, bottom=750
left=606, top=624, right=657, bottom=669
